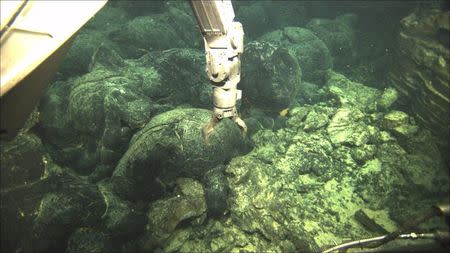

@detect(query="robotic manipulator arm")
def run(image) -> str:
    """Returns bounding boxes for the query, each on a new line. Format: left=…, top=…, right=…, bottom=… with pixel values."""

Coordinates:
left=189, top=0, right=247, bottom=141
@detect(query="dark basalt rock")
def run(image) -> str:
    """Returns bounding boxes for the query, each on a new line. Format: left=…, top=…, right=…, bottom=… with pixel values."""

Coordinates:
left=141, top=48, right=211, bottom=108
left=97, top=180, right=147, bottom=239
left=258, top=27, right=332, bottom=85
left=306, top=14, right=357, bottom=71
left=0, top=133, right=46, bottom=189
left=0, top=133, right=47, bottom=253
left=388, top=8, right=449, bottom=159
left=141, top=177, right=207, bottom=251
left=235, top=1, right=306, bottom=39
left=38, top=54, right=169, bottom=174
left=66, top=228, right=113, bottom=253
left=203, top=165, right=230, bottom=218
left=111, top=108, right=248, bottom=201
left=29, top=168, right=106, bottom=253
left=109, top=3, right=199, bottom=59
left=241, top=41, right=301, bottom=112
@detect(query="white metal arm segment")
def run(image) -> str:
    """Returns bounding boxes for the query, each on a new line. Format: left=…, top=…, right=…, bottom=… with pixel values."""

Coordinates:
left=189, top=0, right=247, bottom=140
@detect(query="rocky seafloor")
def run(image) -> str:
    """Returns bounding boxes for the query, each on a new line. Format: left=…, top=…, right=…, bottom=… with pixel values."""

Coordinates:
left=1, top=1, right=449, bottom=253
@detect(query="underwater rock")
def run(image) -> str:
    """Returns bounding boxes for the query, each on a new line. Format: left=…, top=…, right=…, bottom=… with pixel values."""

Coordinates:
left=259, top=27, right=332, bottom=84
left=236, top=1, right=306, bottom=39
left=327, top=108, right=373, bottom=147
left=110, top=3, right=199, bottom=59
left=402, top=128, right=442, bottom=162
left=240, top=41, right=302, bottom=112
left=38, top=79, right=74, bottom=146
left=354, top=142, right=441, bottom=209
left=286, top=106, right=310, bottom=129
left=376, top=87, right=399, bottom=111
left=388, top=196, right=449, bottom=235
left=243, top=108, right=282, bottom=138
left=87, top=164, right=115, bottom=183
left=402, top=154, right=448, bottom=194
left=58, top=30, right=112, bottom=80
left=219, top=81, right=448, bottom=251
left=306, top=14, right=357, bottom=69
left=203, top=165, right=230, bottom=218
left=283, top=105, right=335, bottom=133
left=326, top=70, right=384, bottom=113
left=39, top=63, right=167, bottom=174
left=67, top=68, right=157, bottom=136
left=352, top=159, right=379, bottom=206
left=225, top=144, right=357, bottom=251
left=141, top=48, right=211, bottom=108
left=302, top=108, right=331, bottom=132
left=28, top=167, right=106, bottom=252
left=66, top=228, right=113, bottom=253
left=276, top=130, right=339, bottom=178
left=0, top=133, right=46, bottom=190
left=354, top=208, right=398, bottom=234
left=224, top=110, right=372, bottom=251
left=295, top=81, right=328, bottom=105
left=266, top=1, right=306, bottom=31
left=235, top=2, right=270, bottom=39
left=41, top=46, right=218, bottom=175
left=97, top=180, right=146, bottom=238
left=159, top=228, right=192, bottom=253
left=37, top=84, right=79, bottom=168
left=163, top=218, right=289, bottom=253
left=388, top=8, right=449, bottom=155
left=111, top=108, right=247, bottom=201
left=88, top=43, right=127, bottom=72
left=0, top=133, right=47, bottom=253
left=51, top=145, right=99, bottom=176
left=141, top=178, right=206, bottom=251
left=350, top=144, right=377, bottom=165
left=110, top=15, right=183, bottom=58
left=57, top=3, right=131, bottom=80
left=166, top=4, right=202, bottom=50
left=381, top=110, right=418, bottom=139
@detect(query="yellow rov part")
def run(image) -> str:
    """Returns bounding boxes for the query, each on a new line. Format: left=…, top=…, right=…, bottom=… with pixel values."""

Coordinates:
left=0, top=0, right=107, bottom=139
